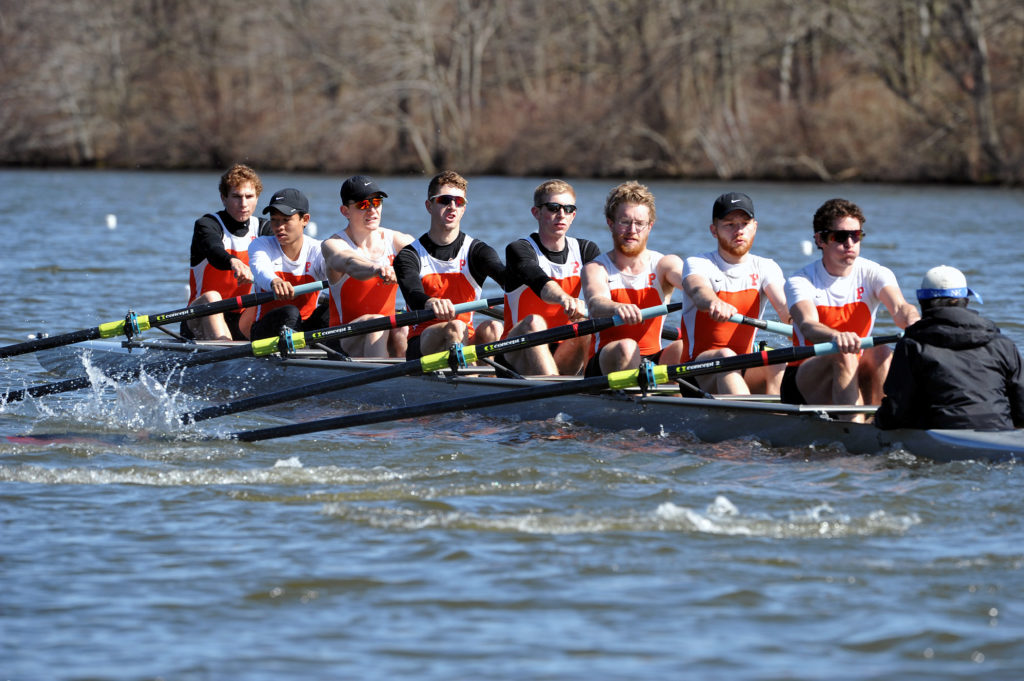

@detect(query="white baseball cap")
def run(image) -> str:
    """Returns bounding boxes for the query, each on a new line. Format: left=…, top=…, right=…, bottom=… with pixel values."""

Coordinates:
left=917, top=265, right=982, bottom=303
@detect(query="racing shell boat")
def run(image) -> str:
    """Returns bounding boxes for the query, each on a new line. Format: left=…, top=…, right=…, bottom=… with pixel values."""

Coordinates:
left=30, top=338, right=1024, bottom=463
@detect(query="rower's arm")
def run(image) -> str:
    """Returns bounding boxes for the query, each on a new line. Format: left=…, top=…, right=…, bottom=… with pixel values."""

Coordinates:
left=878, top=284, right=920, bottom=329
left=683, top=273, right=737, bottom=322
left=582, top=261, right=641, bottom=324
left=763, top=280, right=792, bottom=325
left=790, top=299, right=861, bottom=353
left=321, top=237, right=391, bottom=284
left=539, top=280, right=586, bottom=320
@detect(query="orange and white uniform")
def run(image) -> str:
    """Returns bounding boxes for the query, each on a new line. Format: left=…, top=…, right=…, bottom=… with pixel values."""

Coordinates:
left=680, top=251, right=784, bottom=360
left=591, top=251, right=667, bottom=356
left=785, top=257, right=899, bottom=346
left=188, top=214, right=261, bottom=304
left=327, top=228, right=401, bottom=325
left=502, top=237, right=584, bottom=332
left=249, top=236, right=327, bottom=322
left=407, top=237, right=481, bottom=340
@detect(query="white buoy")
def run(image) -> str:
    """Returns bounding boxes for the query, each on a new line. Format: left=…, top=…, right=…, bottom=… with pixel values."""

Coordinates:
left=306, top=220, right=318, bottom=237
left=106, top=214, right=117, bottom=230
left=801, top=239, right=813, bottom=256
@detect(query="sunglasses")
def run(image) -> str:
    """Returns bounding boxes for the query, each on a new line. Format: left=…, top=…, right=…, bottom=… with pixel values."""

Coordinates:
left=349, top=196, right=383, bottom=210
left=538, top=202, right=577, bottom=215
left=430, top=194, right=467, bottom=208
left=822, top=229, right=865, bottom=244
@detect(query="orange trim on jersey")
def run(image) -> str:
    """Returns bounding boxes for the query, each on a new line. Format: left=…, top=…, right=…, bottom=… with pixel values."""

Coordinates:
left=255, top=272, right=321, bottom=321
left=596, top=286, right=664, bottom=355
left=329, top=277, right=398, bottom=326
left=685, top=288, right=760, bottom=361
left=409, top=273, right=479, bottom=339
left=502, top=275, right=581, bottom=336
left=189, top=247, right=250, bottom=303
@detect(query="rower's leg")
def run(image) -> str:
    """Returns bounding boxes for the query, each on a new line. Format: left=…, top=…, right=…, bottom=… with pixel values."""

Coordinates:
left=504, top=316, right=558, bottom=376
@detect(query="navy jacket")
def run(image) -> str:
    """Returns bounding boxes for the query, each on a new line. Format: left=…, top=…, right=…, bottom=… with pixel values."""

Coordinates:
left=876, top=306, right=1024, bottom=430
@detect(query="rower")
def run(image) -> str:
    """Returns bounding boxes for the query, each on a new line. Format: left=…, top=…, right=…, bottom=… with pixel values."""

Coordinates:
left=876, top=265, right=1024, bottom=430
left=680, top=192, right=791, bottom=395
left=394, top=170, right=506, bottom=360
left=321, top=175, right=414, bottom=358
left=580, top=181, right=687, bottom=376
left=499, top=179, right=601, bottom=376
left=781, top=198, right=920, bottom=421
left=184, top=164, right=271, bottom=340
left=245, top=188, right=329, bottom=341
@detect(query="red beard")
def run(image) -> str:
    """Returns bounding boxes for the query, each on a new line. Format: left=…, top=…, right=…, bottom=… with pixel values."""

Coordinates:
left=718, top=233, right=751, bottom=258
left=613, top=231, right=648, bottom=257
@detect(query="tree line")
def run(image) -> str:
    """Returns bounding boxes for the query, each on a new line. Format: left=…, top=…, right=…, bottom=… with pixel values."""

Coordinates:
left=1, top=0, right=1020, bottom=184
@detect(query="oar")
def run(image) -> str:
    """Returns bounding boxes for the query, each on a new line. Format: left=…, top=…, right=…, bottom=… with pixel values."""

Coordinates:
left=179, top=302, right=683, bottom=424
left=231, top=334, right=901, bottom=442
left=0, top=298, right=502, bottom=404
left=0, top=280, right=328, bottom=359
left=727, top=314, right=792, bottom=337
left=478, top=298, right=684, bottom=341
left=661, top=314, right=792, bottom=343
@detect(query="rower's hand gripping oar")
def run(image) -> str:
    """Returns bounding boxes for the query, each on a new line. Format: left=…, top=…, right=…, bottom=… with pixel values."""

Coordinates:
left=179, top=301, right=683, bottom=424
left=0, top=296, right=501, bottom=404
left=0, top=280, right=329, bottom=360
left=231, top=334, right=901, bottom=442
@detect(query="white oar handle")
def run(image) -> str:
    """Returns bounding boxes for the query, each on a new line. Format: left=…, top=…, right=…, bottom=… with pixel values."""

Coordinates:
left=727, top=314, right=793, bottom=337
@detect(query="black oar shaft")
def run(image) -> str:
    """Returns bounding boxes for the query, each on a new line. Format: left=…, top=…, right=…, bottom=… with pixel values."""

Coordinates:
left=234, top=375, right=609, bottom=442
left=2, top=295, right=501, bottom=404
left=0, top=328, right=102, bottom=359
left=0, top=281, right=328, bottom=360
left=182, top=360, right=419, bottom=423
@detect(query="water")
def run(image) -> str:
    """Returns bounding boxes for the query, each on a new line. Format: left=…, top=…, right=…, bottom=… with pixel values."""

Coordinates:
left=2, top=170, right=1024, bottom=680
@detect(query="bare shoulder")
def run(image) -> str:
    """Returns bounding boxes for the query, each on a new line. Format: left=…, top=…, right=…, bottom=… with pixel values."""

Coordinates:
left=392, top=229, right=415, bottom=249
left=322, top=232, right=353, bottom=254
left=656, top=252, right=684, bottom=272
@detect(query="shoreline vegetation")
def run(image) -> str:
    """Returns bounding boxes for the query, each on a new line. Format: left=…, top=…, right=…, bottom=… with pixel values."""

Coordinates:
left=1, top=0, right=1020, bottom=185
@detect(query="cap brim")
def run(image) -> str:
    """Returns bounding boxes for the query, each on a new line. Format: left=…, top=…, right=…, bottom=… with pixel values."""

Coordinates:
left=263, top=204, right=301, bottom=215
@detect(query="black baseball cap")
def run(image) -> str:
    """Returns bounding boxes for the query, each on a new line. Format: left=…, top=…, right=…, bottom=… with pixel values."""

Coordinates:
left=712, top=192, right=755, bottom=220
left=340, top=175, right=388, bottom=204
left=262, top=188, right=309, bottom=216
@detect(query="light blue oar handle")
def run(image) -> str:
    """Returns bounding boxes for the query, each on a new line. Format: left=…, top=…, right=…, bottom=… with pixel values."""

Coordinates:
left=612, top=304, right=668, bottom=326
left=454, top=299, right=492, bottom=314
left=287, top=280, right=329, bottom=297
left=727, top=314, right=793, bottom=337
left=812, top=334, right=902, bottom=355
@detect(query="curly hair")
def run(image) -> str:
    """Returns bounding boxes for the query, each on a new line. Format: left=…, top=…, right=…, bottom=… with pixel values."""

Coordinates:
left=604, top=181, right=656, bottom=223
left=812, top=198, right=865, bottom=233
left=218, top=163, right=262, bottom=198
left=427, top=170, right=468, bottom=198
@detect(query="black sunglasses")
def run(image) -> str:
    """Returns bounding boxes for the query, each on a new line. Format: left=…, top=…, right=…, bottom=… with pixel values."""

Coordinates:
left=538, top=202, right=577, bottom=215
left=822, top=229, right=865, bottom=244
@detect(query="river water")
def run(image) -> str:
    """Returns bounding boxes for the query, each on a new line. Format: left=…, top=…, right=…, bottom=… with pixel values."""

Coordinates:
left=2, top=169, right=1023, bottom=680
